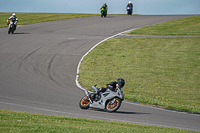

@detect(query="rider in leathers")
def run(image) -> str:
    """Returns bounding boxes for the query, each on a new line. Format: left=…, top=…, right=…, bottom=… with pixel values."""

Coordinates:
left=7, top=13, right=18, bottom=30
left=101, top=3, right=108, bottom=16
left=91, top=78, right=125, bottom=100
left=126, top=1, right=133, bottom=14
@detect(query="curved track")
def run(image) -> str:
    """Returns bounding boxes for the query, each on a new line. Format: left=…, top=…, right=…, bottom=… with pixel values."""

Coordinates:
left=0, top=15, right=199, bottom=131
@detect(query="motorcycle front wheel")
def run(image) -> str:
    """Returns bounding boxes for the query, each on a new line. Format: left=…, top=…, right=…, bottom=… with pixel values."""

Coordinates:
left=79, top=96, right=90, bottom=109
left=11, top=29, right=14, bottom=34
left=105, top=98, right=121, bottom=112
left=8, top=27, right=11, bottom=34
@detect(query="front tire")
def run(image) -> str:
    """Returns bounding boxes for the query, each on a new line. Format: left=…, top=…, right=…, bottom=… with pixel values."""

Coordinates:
left=8, top=27, right=11, bottom=34
left=105, top=98, right=121, bottom=112
left=79, top=96, right=90, bottom=109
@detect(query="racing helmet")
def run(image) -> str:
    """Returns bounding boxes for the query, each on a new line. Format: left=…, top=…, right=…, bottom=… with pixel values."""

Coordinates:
left=12, top=13, right=16, bottom=17
left=129, top=1, right=132, bottom=4
left=117, top=78, right=125, bottom=88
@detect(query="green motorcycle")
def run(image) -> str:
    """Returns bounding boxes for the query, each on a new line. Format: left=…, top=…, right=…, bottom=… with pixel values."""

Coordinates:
left=100, top=7, right=107, bottom=17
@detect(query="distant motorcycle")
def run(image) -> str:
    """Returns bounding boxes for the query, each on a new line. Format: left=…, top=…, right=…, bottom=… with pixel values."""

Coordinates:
left=127, top=6, right=132, bottom=15
left=7, top=19, right=16, bottom=34
left=100, top=7, right=107, bottom=17
left=79, top=84, right=124, bottom=112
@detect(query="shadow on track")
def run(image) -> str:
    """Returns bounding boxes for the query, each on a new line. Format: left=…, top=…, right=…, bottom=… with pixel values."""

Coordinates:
left=88, top=108, right=150, bottom=115
left=13, top=32, right=30, bottom=34
left=114, top=111, right=151, bottom=115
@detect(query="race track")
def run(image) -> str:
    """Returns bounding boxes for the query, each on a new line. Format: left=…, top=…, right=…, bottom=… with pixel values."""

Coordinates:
left=0, top=15, right=199, bottom=131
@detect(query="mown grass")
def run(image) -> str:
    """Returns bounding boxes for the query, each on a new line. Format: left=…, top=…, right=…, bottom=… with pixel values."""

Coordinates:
left=0, top=12, right=98, bottom=28
left=128, top=15, right=200, bottom=35
left=79, top=15, right=200, bottom=113
left=0, top=110, right=197, bottom=133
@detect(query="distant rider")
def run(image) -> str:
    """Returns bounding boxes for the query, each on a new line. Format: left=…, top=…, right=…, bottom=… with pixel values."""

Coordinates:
left=126, top=1, right=133, bottom=15
left=101, top=3, right=108, bottom=15
left=7, top=13, right=18, bottom=30
left=91, top=78, right=125, bottom=100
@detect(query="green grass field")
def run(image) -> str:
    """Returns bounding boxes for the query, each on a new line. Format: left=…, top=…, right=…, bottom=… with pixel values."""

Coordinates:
left=79, top=15, right=200, bottom=113
left=0, top=12, right=98, bottom=28
left=1, top=110, right=197, bottom=133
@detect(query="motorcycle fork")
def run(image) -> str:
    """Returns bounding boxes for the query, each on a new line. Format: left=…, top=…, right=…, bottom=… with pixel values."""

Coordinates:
left=110, top=98, right=116, bottom=104
left=85, top=90, right=93, bottom=103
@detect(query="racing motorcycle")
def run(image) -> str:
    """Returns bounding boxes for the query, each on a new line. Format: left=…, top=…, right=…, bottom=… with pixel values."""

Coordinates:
left=100, top=7, right=107, bottom=17
left=7, top=20, right=16, bottom=34
left=126, top=6, right=132, bottom=15
left=79, top=84, right=124, bottom=112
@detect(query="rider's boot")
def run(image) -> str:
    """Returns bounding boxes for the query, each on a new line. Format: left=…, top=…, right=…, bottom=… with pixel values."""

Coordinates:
left=90, top=93, right=99, bottom=101
left=92, top=87, right=106, bottom=101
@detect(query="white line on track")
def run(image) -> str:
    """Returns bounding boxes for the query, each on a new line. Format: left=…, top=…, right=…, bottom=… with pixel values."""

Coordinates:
left=75, top=28, right=138, bottom=90
left=123, top=101, right=199, bottom=116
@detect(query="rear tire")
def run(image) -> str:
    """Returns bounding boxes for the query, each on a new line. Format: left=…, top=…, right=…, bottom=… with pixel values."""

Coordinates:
left=105, top=98, right=121, bottom=112
left=79, top=96, right=90, bottom=109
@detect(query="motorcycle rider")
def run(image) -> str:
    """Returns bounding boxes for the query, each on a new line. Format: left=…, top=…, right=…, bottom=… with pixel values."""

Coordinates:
left=7, top=13, right=18, bottom=30
left=91, top=78, right=125, bottom=100
left=101, top=3, right=108, bottom=16
left=126, top=1, right=133, bottom=15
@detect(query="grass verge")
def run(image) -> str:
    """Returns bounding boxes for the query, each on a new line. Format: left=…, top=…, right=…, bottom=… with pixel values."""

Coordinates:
left=128, top=15, right=200, bottom=35
left=0, top=110, right=197, bottom=133
left=0, top=12, right=98, bottom=28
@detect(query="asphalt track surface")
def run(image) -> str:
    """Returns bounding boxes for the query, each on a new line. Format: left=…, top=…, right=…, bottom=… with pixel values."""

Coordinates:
left=0, top=15, right=199, bottom=131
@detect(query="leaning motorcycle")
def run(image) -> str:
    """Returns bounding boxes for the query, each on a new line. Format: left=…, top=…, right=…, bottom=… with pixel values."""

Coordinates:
left=7, top=20, right=16, bottom=34
left=127, top=6, right=132, bottom=15
left=100, top=7, right=107, bottom=17
left=79, top=85, right=124, bottom=112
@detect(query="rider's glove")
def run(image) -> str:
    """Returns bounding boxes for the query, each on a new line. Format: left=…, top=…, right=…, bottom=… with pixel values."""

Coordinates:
left=7, top=22, right=9, bottom=25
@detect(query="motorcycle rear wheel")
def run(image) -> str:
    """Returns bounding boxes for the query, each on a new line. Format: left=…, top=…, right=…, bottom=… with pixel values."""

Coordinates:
left=105, top=98, right=121, bottom=112
left=79, top=96, right=90, bottom=109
